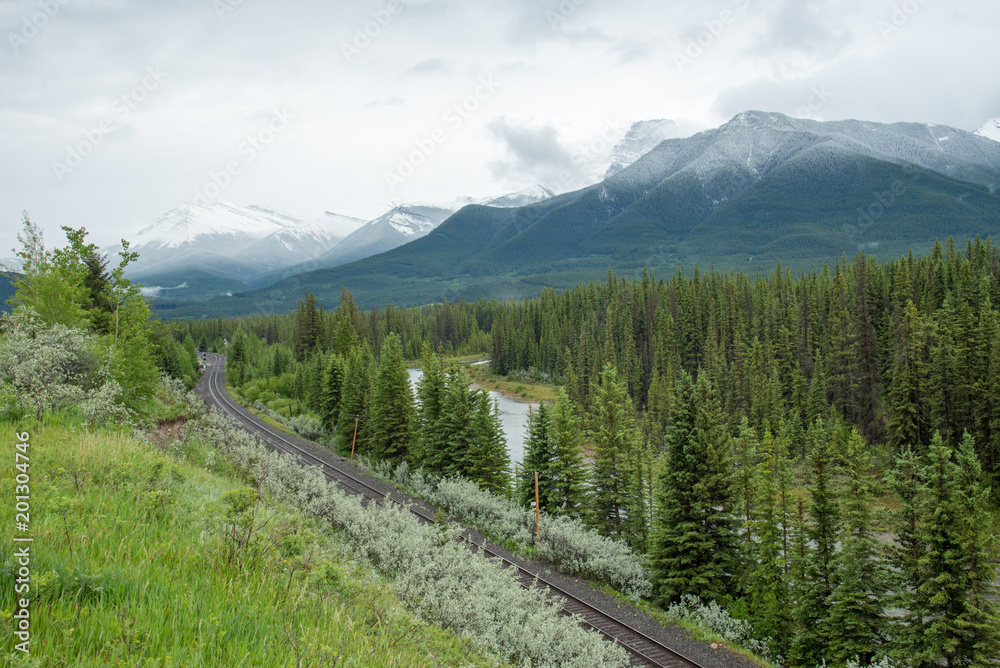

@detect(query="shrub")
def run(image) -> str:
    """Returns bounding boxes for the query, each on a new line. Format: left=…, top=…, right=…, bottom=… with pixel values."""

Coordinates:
left=665, top=594, right=773, bottom=661
left=391, top=464, right=652, bottom=600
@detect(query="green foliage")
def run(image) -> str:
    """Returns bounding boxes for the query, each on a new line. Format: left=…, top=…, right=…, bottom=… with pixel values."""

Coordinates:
left=826, top=429, right=890, bottom=666
left=649, top=372, right=739, bottom=605
left=895, top=432, right=1000, bottom=668
left=588, top=365, right=639, bottom=543
left=369, top=332, right=415, bottom=464
left=6, top=213, right=90, bottom=328
left=0, top=419, right=509, bottom=667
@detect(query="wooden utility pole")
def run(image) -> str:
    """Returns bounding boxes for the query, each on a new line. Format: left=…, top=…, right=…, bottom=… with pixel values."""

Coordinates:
left=534, top=470, right=540, bottom=546
left=349, top=416, right=359, bottom=462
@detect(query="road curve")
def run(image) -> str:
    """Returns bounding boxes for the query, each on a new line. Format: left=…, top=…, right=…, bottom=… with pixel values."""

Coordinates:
left=197, top=353, right=754, bottom=668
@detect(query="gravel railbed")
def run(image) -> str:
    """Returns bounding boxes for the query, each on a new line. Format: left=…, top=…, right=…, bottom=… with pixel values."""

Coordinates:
left=196, top=362, right=766, bottom=668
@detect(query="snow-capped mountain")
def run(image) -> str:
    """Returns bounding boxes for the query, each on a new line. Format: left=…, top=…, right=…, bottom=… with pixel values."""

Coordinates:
left=120, top=201, right=364, bottom=299
left=483, top=185, right=556, bottom=208
left=604, top=119, right=680, bottom=178
left=281, top=185, right=558, bottom=276
left=130, top=201, right=302, bottom=251
left=126, top=182, right=560, bottom=298
left=976, top=118, right=1000, bottom=142
left=311, top=204, right=458, bottom=270
left=233, top=212, right=366, bottom=271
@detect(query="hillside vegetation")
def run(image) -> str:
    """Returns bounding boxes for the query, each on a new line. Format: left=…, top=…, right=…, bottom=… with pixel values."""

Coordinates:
left=0, top=413, right=508, bottom=667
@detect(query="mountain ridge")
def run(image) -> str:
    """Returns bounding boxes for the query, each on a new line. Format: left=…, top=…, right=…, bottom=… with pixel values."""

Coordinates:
left=152, top=111, right=1000, bottom=316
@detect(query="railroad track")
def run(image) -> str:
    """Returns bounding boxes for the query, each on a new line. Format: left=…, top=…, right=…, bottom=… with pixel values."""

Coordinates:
left=200, top=353, right=707, bottom=668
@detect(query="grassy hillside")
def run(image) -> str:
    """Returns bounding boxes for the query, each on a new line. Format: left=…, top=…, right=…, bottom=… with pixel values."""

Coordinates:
left=0, top=414, right=507, bottom=667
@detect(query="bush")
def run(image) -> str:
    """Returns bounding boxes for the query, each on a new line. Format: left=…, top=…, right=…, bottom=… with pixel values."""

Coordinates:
left=665, top=594, right=773, bottom=661
left=391, top=464, right=652, bottom=600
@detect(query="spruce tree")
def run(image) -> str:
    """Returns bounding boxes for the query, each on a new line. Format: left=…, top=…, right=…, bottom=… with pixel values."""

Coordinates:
left=588, top=364, right=638, bottom=541
left=319, top=353, right=344, bottom=429
left=468, top=391, right=511, bottom=495
left=415, top=343, right=446, bottom=469
left=427, top=364, right=473, bottom=477
left=336, top=343, right=373, bottom=457
left=649, top=372, right=738, bottom=605
left=886, top=443, right=931, bottom=668
left=747, top=429, right=792, bottom=654
left=886, top=300, right=926, bottom=451
left=826, top=429, right=889, bottom=666
left=369, top=333, right=415, bottom=464
left=517, top=402, right=556, bottom=512
left=907, top=432, right=1000, bottom=667
left=547, top=392, right=588, bottom=519
left=788, top=417, right=841, bottom=667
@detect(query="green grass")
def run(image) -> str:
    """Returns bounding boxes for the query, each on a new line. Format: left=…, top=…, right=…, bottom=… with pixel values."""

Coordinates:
left=0, top=417, right=507, bottom=667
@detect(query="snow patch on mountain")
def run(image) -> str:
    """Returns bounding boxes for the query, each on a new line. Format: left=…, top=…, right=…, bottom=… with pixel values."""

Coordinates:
left=604, top=119, right=680, bottom=178
left=976, top=118, right=1000, bottom=142
left=484, top=185, right=556, bottom=208
left=131, top=201, right=303, bottom=250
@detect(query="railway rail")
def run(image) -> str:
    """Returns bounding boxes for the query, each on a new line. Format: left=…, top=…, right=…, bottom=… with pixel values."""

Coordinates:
left=200, top=353, right=709, bottom=668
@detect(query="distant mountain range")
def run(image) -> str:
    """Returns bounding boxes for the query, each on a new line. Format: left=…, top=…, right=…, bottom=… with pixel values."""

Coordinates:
left=121, top=187, right=556, bottom=301
left=152, top=110, right=1000, bottom=317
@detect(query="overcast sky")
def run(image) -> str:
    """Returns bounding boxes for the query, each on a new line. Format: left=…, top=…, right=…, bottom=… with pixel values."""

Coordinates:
left=2, top=0, right=998, bottom=250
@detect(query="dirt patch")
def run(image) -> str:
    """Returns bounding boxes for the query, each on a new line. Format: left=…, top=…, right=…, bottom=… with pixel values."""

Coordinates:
left=148, top=416, right=188, bottom=450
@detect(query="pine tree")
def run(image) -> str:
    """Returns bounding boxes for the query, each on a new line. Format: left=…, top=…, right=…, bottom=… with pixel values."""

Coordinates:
left=517, top=402, right=556, bottom=512
left=588, top=364, right=638, bottom=541
left=468, top=391, right=511, bottom=495
left=747, top=429, right=792, bottom=654
left=826, top=429, right=889, bottom=666
left=547, top=392, right=588, bottom=519
left=337, top=343, right=373, bottom=457
left=319, top=353, right=344, bottom=429
left=788, top=417, right=841, bottom=667
left=649, top=372, right=739, bottom=605
left=415, top=344, right=447, bottom=472
left=369, top=333, right=415, bottom=464
left=906, top=432, right=1000, bottom=667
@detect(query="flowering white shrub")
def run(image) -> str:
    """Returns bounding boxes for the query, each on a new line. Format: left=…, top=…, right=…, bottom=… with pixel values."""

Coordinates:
left=195, top=408, right=629, bottom=668
left=666, top=594, right=773, bottom=661
left=0, top=310, right=99, bottom=419
left=391, top=464, right=652, bottom=600
left=79, top=379, right=134, bottom=426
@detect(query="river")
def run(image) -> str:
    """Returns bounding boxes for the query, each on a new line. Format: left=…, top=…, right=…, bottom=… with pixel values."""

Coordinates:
left=406, top=367, right=534, bottom=464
